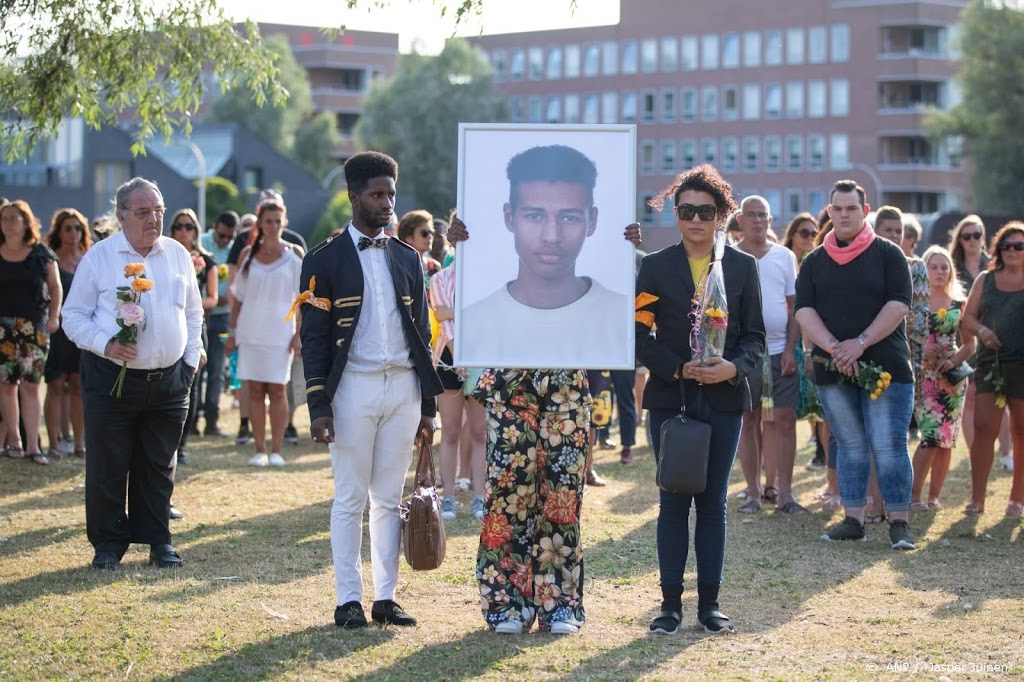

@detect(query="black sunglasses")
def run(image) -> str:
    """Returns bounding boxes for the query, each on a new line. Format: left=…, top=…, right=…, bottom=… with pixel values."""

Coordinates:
left=62, top=223, right=84, bottom=232
left=171, top=222, right=196, bottom=231
left=676, top=204, right=718, bottom=222
left=960, top=231, right=983, bottom=241
left=419, top=230, right=434, bottom=238
left=999, top=241, right=1024, bottom=252
left=214, top=231, right=233, bottom=240
left=797, top=229, right=817, bottom=239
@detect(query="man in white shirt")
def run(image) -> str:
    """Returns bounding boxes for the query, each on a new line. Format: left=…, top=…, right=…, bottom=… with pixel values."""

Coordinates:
left=63, top=177, right=204, bottom=570
left=734, top=196, right=805, bottom=514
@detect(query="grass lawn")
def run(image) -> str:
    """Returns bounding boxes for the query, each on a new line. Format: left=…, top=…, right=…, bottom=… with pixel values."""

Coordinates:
left=1, top=403, right=1022, bottom=681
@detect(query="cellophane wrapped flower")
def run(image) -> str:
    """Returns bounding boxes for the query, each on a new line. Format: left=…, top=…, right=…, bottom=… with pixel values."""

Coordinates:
left=761, top=352, right=775, bottom=422
left=814, top=357, right=892, bottom=399
left=690, top=229, right=729, bottom=365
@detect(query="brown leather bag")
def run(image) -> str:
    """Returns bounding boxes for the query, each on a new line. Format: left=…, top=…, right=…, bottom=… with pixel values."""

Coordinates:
left=400, top=438, right=447, bottom=571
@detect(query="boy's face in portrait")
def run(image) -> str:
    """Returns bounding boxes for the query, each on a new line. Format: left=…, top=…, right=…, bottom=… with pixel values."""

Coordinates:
left=503, top=180, right=598, bottom=283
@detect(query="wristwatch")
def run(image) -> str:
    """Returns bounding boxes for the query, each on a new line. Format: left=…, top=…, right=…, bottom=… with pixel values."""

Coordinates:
left=856, top=333, right=868, bottom=347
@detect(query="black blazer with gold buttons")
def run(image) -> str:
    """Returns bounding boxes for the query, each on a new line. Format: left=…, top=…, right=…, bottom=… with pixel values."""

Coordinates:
left=298, top=228, right=443, bottom=422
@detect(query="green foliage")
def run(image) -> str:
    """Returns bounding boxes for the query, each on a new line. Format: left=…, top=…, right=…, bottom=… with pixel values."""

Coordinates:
left=310, top=191, right=354, bottom=247
left=202, top=176, right=249, bottom=228
left=356, top=38, right=506, bottom=216
left=294, top=112, right=344, bottom=181
left=0, top=0, right=286, bottom=162
left=927, top=0, right=1024, bottom=213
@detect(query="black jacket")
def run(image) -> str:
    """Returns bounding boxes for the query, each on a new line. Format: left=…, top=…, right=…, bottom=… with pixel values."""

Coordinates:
left=299, top=228, right=443, bottom=422
left=635, top=242, right=765, bottom=413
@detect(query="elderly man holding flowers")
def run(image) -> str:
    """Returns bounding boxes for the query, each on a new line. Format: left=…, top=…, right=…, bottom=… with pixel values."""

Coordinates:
left=64, top=177, right=204, bottom=571
left=794, top=179, right=917, bottom=550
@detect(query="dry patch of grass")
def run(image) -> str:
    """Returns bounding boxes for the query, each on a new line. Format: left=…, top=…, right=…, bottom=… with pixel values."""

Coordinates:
left=1, top=406, right=1022, bottom=680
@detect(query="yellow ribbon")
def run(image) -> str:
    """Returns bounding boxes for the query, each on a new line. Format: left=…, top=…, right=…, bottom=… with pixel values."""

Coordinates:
left=635, top=292, right=660, bottom=309
left=285, top=276, right=332, bottom=322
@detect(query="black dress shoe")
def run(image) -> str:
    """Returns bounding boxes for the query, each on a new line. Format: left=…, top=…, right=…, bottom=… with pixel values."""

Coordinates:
left=371, top=600, right=417, bottom=626
left=334, top=601, right=368, bottom=628
left=176, top=449, right=190, bottom=466
left=149, top=544, right=184, bottom=568
left=91, top=551, right=120, bottom=570
left=169, top=505, right=184, bottom=521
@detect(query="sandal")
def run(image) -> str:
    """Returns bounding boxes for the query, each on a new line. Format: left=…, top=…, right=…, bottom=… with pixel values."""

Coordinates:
left=29, top=451, right=49, bottom=466
left=46, top=447, right=62, bottom=462
left=963, top=501, right=984, bottom=515
left=779, top=501, right=809, bottom=515
left=910, top=500, right=930, bottom=512
left=1005, top=502, right=1024, bottom=518
left=73, top=448, right=86, bottom=459
left=762, top=486, right=779, bottom=504
left=6, top=445, right=25, bottom=459
left=864, top=511, right=886, bottom=524
left=928, top=499, right=942, bottom=510
left=738, top=498, right=762, bottom=514
left=822, top=496, right=842, bottom=512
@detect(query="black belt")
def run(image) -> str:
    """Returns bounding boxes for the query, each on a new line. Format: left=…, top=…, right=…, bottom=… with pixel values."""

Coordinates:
left=103, top=357, right=177, bottom=381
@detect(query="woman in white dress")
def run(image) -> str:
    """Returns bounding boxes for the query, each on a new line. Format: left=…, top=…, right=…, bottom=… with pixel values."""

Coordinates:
left=227, top=201, right=303, bottom=467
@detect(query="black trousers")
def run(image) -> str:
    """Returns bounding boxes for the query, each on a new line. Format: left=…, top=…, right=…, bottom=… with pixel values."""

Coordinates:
left=81, top=352, right=192, bottom=555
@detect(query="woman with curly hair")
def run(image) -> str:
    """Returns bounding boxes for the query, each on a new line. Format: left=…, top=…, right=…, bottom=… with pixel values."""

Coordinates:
left=0, top=200, right=61, bottom=464
left=42, top=208, right=91, bottom=460
left=636, top=165, right=765, bottom=635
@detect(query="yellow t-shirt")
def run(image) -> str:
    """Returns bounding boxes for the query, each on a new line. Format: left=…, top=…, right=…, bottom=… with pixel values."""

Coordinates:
left=688, top=255, right=711, bottom=299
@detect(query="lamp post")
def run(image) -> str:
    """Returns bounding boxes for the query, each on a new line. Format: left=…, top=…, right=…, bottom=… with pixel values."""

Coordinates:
left=175, top=137, right=206, bottom=227
left=322, top=164, right=346, bottom=191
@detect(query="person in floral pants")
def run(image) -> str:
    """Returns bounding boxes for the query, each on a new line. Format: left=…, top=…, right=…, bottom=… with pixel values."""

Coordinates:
left=474, top=367, right=590, bottom=635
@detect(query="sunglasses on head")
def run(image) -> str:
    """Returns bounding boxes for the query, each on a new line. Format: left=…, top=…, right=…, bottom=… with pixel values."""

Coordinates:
left=676, top=203, right=718, bottom=222
left=960, top=231, right=983, bottom=241
left=999, top=241, right=1024, bottom=252
left=797, top=229, right=817, bottom=239
left=171, top=222, right=196, bottom=231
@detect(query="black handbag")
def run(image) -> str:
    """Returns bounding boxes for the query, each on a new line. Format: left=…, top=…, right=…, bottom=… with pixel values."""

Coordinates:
left=655, top=383, right=712, bottom=495
left=944, top=361, right=974, bottom=385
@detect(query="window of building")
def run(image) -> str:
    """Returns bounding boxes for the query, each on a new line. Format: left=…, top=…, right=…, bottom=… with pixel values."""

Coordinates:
left=786, top=81, right=804, bottom=119
left=743, top=31, right=761, bottom=67
left=765, top=29, right=782, bottom=65
left=336, top=112, right=359, bottom=137
left=641, top=38, right=658, bottom=73
left=509, top=97, right=523, bottom=122
left=583, top=44, right=600, bottom=76
left=661, top=139, right=677, bottom=174
left=701, top=34, right=719, bottom=69
left=565, top=44, right=581, bottom=78
left=661, top=36, right=678, bottom=71
left=808, top=26, right=827, bottom=64
left=622, top=40, right=638, bottom=74
left=764, top=189, right=782, bottom=217
left=743, top=83, right=761, bottom=120
left=807, top=134, right=825, bottom=170
left=830, top=79, right=849, bottom=116
left=602, top=92, right=618, bottom=123
left=509, top=49, right=525, bottom=80
left=808, top=189, right=826, bottom=215
left=581, top=94, right=599, bottom=123
left=808, top=80, right=826, bottom=118
left=786, top=135, right=803, bottom=171
left=564, top=94, right=580, bottom=123
left=785, top=189, right=802, bottom=218
left=831, top=24, right=850, bottom=62
left=765, top=83, right=782, bottom=119
left=786, top=27, right=805, bottom=64
left=680, top=87, right=697, bottom=122
left=491, top=50, right=507, bottom=82
left=622, top=91, right=638, bottom=123
left=528, top=47, right=544, bottom=80
left=701, top=138, right=717, bottom=165
left=640, top=140, right=655, bottom=175
left=602, top=41, right=618, bottom=76
left=722, top=33, right=740, bottom=68
left=701, top=86, right=718, bottom=122
left=765, top=136, right=781, bottom=172
left=641, top=90, right=656, bottom=123
left=640, top=194, right=655, bottom=224
left=546, top=46, right=562, bottom=79
left=681, top=35, right=699, bottom=71
left=94, top=161, right=129, bottom=208
left=661, top=88, right=676, bottom=122
left=680, top=138, right=697, bottom=168
left=743, top=136, right=759, bottom=173
left=528, top=96, right=542, bottom=122
left=722, top=85, right=738, bottom=121
left=830, top=134, right=849, bottom=169
left=546, top=97, right=562, bottom=123
left=721, top=137, right=739, bottom=172
left=659, top=202, right=676, bottom=227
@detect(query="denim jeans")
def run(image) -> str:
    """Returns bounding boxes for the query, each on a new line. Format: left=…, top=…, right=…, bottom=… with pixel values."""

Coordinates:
left=817, top=381, right=913, bottom=511
left=610, top=369, right=637, bottom=447
left=202, top=313, right=229, bottom=423
left=649, top=396, right=742, bottom=589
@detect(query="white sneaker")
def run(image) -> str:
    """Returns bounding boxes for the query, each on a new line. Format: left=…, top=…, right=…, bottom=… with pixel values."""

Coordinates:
left=471, top=495, right=486, bottom=519
left=58, top=436, right=75, bottom=457
left=456, top=477, right=471, bottom=491
left=549, top=616, right=584, bottom=635
left=248, top=453, right=269, bottom=467
left=494, top=618, right=524, bottom=634
left=441, top=495, right=457, bottom=520
left=1001, top=454, right=1014, bottom=472
left=268, top=453, right=285, bottom=467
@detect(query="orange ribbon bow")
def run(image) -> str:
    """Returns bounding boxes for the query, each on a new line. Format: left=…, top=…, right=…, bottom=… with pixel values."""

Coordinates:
left=285, top=276, right=332, bottom=322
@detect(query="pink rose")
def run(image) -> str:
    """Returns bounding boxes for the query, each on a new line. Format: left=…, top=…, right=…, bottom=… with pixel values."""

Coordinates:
left=117, top=301, right=146, bottom=327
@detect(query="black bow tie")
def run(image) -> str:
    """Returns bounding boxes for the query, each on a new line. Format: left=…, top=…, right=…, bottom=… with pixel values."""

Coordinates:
left=357, top=235, right=389, bottom=251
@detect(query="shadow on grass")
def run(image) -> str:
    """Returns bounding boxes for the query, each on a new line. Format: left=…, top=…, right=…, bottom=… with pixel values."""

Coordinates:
left=0, top=457, right=86, bottom=514
left=0, top=524, right=83, bottom=558
left=154, top=624, right=395, bottom=682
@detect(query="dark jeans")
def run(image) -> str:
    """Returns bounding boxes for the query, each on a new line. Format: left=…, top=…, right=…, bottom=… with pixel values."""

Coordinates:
left=610, top=369, right=637, bottom=447
left=201, top=313, right=229, bottom=424
left=649, top=399, right=742, bottom=589
left=81, top=352, right=192, bottom=554
left=179, top=322, right=208, bottom=449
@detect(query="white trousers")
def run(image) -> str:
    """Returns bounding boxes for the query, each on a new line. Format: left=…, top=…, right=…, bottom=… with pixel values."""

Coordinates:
left=329, top=367, right=421, bottom=606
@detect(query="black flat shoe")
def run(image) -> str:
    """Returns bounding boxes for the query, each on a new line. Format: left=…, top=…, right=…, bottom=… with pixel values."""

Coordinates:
left=335, top=601, right=368, bottom=628
left=149, top=544, right=184, bottom=568
left=649, top=609, right=681, bottom=635
left=91, top=551, right=120, bottom=570
left=371, top=600, right=417, bottom=626
left=698, top=609, right=735, bottom=634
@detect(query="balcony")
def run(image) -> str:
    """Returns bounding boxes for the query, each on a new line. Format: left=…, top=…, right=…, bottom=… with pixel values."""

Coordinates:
left=878, top=80, right=946, bottom=115
left=877, top=135, right=960, bottom=171
left=310, top=89, right=364, bottom=111
left=879, top=25, right=951, bottom=59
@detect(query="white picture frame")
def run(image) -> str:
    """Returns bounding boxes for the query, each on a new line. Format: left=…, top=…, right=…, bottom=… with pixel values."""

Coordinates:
left=454, top=123, right=637, bottom=370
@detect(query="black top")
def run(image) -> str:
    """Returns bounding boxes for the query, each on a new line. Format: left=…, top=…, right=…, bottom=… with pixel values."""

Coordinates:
left=795, top=238, right=913, bottom=385
left=975, top=272, right=1024, bottom=365
left=57, top=267, right=75, bottom=308
left=191, top=252, right=216, bottom=294
left=226, top=228, right=307, bottom=266
left=955, top=251, right=991, bottom=295
left=0, top=244, right=57, bottom=323
left=635, top=242, right=766, bottom=413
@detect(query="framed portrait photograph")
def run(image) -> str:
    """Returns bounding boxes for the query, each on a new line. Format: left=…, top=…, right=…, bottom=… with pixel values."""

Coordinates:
left=454, top=123, right=637, bottom=370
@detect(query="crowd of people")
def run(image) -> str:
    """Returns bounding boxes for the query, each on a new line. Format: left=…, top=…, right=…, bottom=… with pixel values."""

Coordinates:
left=1, top=154, right=1022, bottom=636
